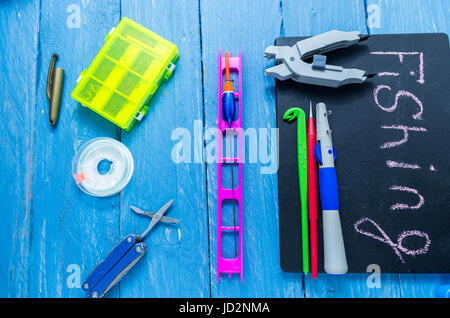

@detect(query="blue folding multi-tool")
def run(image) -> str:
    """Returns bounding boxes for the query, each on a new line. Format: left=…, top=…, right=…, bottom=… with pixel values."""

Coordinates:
left=82, top=199, right=180, bottom=298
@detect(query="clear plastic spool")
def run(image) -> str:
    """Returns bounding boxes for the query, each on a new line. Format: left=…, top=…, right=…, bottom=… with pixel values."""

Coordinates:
left=72, top=137, right=134, bottom=197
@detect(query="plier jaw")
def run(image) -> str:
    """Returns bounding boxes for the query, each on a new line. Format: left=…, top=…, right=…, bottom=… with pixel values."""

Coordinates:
left=264, top=62, right=293, bottom=81
left=264, top=45, right=293, bottom=61
left=264, top=30, right=373, bottom=88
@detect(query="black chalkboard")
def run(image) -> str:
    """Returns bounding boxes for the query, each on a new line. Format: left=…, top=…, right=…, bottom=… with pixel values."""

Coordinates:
left=276, top=34, right=450, bottom=273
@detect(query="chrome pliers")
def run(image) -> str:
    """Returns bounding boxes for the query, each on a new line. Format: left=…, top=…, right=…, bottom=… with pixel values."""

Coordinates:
left=264, top=30, right=373, bottom=88
left=82, top=199, right=180, bottom=298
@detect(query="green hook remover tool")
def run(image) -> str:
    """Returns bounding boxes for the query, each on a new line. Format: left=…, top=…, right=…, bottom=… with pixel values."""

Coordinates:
left=284, top=107, right=309, bottom=274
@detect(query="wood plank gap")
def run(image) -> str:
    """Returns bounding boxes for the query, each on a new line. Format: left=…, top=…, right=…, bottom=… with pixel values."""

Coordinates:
left=363, top=0, right=371, bottom=34
left=197, top=0, right=212, bottom=298
left=23, top=0, right=42, bottom=297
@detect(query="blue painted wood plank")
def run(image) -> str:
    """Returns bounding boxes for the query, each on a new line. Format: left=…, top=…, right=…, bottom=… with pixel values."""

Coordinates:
left=283, top=0, right=369, bottom=35
left=0, top=0, right=39, bottom=297
left=200, top=0, right=304, bottom=297
left=1, top=0, right=448, bottom=298
left=282, top=0, right=404, bottom=298
left=27, top=0, right=122, bottom=297
left=119, top=0, right=210, bottom=297
left=367, top=0, right=450, bottom=34
left=366, top=0, right=450, bottom=298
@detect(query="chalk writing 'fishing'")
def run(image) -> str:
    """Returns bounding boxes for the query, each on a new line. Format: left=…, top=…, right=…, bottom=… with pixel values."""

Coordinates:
left=355, top=50, right=432, bottom=263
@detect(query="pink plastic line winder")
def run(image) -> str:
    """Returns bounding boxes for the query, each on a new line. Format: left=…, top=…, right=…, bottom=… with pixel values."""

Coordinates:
left=217, top=49, right=243, bottom=283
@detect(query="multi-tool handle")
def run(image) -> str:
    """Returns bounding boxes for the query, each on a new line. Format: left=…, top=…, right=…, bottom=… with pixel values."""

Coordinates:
left=83, top=234, right=139, bottom=297
left=87, top=242, right=147, bottom=298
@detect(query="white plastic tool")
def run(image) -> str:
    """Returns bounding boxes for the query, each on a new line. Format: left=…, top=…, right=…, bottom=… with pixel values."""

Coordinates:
left=314, top=103, right=348, bottom=274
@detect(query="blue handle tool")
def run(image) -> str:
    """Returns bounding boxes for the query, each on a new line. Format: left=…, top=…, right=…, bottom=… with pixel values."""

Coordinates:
left=82, top=199, right=179, bottom=298
left=314, top=102, right=348, bottom=275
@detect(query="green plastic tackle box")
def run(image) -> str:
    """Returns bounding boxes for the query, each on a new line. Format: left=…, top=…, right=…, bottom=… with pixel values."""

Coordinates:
left=71, top=17, right=179, bottom=130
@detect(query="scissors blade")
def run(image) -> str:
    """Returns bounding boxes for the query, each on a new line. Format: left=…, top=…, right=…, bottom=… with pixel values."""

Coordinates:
left=130, top=205, right=180, bottom=224
left=145, top=199, right=174, bottom=234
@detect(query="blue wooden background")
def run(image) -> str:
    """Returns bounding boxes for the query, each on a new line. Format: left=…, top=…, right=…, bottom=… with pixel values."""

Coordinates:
left=0, top=0, right=449, bottom=298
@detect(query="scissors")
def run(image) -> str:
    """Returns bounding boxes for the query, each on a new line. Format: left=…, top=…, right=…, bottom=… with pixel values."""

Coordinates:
left=82, top=199, right=180, bottom=298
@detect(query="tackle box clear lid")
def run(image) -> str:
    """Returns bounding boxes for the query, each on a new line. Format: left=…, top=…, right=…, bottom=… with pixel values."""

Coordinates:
left=71, top=17, right=179, bottom=130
